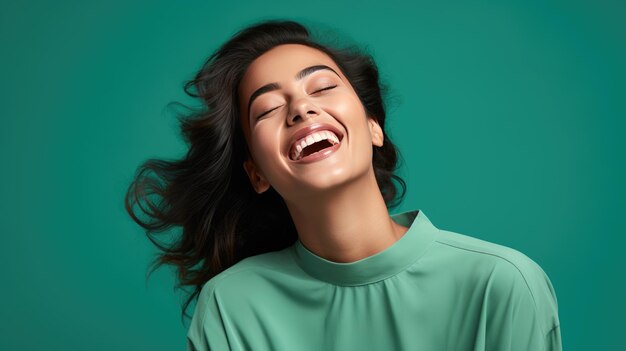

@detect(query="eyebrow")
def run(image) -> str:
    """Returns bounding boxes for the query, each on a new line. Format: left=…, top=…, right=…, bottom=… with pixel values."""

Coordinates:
left=246, top=65, right=341, bottom=117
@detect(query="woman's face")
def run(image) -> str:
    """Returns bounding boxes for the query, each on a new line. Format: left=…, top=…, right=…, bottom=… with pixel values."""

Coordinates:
left=238, top=44, right=383, bottom=203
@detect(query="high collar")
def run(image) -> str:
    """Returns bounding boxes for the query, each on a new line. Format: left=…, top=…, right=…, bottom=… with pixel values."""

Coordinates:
left=291, top=209, right=439, bottom=286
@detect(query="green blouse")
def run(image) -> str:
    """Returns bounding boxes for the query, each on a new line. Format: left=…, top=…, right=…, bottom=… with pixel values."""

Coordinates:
left=187, top=210, right=562, bottom=350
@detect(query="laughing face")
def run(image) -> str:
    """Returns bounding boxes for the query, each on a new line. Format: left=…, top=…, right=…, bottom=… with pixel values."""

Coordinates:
left=238, top=44, right=384, bottom=203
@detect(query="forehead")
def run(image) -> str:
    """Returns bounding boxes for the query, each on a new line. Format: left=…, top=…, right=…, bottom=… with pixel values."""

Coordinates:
left=239, top=44, right=342, bottom=99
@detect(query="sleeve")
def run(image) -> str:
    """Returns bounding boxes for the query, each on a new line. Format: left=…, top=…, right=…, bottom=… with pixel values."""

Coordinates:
left=482, top=258, right=562, bottom=351
left=186, top=283, right=233, bottom=351
left=545, top=324, right=563, bottom=351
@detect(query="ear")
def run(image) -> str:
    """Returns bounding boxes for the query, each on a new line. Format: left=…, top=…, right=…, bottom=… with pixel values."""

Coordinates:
left=243, top=158, right=270, bottom=194
left=367, top=118, right=384, bottom=147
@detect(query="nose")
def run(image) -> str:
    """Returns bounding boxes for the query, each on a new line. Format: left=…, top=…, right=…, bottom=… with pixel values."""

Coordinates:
left=287, top=97, right=321, bottom=126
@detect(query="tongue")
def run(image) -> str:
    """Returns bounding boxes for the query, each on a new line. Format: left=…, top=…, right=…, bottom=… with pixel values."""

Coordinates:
left=302, top=140, right=333, bottom=157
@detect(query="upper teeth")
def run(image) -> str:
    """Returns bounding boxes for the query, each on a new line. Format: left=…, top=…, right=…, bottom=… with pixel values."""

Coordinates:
left=292, top=130, right=340, bottom=160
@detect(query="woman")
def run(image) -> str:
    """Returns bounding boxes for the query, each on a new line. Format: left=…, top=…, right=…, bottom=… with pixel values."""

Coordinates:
left=126, top=20, right=561, bottom=350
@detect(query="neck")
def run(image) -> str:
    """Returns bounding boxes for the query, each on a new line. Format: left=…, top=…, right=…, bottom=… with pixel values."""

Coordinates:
left=284, top=170, right=408, bottom=263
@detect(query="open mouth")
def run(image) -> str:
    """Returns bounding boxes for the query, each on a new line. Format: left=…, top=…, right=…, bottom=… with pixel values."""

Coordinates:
left=290, top=130, right=343, bottom=161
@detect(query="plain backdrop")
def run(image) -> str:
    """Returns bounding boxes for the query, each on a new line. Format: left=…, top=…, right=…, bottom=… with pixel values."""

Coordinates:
left=2, top=0, right=624, bottom=350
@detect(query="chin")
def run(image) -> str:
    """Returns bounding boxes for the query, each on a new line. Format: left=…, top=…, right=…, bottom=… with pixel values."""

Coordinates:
left=284, top=164, right=373, bottom=199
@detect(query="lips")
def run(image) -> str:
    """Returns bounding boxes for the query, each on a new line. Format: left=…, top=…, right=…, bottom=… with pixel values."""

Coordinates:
left=288, top=122, right=344, bottom=161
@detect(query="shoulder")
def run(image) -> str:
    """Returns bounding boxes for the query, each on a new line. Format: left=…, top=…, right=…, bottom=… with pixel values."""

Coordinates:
left=433, top=229, right=560, bottom=335
left=436, top=230, right=543, bottom=277
left=187, top=247, right=298, bottom=348
left=192, top=246, right=300, bottom=320
left=198, top=246, right=296, bottom=301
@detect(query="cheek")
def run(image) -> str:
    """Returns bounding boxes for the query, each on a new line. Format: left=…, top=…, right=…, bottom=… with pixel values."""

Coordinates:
left=250, top=124, right=283, bottom=164
left=324, top=93, right=371, bottom=141
left=323, top=93, right=366, bottom=120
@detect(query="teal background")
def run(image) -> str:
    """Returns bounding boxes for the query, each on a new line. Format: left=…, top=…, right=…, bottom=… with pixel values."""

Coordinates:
left=2, top=0, right=624, bottom=350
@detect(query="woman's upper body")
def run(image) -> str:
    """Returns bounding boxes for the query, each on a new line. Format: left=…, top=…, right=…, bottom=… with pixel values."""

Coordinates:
left=186, top=209, right=561, bottom=351
left=125, top=20, right=562, bottom=351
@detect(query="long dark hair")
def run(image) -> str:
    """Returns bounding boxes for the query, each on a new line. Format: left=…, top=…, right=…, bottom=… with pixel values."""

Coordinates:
left=124, top=19, right=406, bottom=319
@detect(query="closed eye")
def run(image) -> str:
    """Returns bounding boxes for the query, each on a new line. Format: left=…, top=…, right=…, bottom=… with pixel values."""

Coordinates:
left=312, top=85, right=337, bottom=94
left=256, top=105, right=282, bottom=120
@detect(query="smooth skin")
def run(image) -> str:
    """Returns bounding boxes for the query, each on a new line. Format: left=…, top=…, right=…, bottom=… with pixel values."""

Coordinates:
left=238, top=44, right=408, bottom=263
